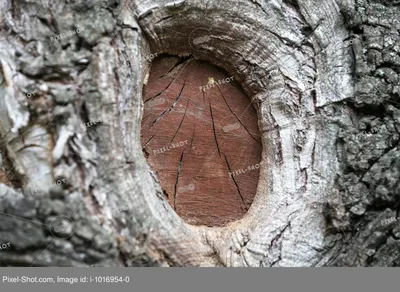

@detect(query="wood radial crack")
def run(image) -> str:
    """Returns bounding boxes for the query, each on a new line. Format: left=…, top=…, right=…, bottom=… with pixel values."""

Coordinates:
left=209, top=101, right=221, bottom=157
left=217, top=86, right=262, bottom=145
left=223, top=153, right=246, bottom=209
left=141, top=56, right=262, bottom=226
left=152, top=78, right=186, bottom=126
left=145, top=59, right=192, bottom=105
left=174, top=150, right=185, bottom=211
left=171, top=99, right=189, bottom=143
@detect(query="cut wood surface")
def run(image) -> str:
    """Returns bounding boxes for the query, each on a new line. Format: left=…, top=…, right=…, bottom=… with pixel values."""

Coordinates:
left=141, top=56, right=262, bottom=226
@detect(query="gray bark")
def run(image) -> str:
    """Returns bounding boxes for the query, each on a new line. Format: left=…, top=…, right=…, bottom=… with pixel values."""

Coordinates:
left=0, top=0, right=398, bottom=266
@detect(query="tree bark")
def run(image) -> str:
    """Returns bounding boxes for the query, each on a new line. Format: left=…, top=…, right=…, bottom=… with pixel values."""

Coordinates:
left=0, top=0, right=399, bottom=267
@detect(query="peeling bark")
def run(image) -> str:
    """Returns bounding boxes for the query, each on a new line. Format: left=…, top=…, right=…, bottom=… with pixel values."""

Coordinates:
left=0, top=0, right=399, bottom=267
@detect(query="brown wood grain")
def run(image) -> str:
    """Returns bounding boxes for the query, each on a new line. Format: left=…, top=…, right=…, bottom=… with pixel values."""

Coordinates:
left=141, top=56, right=262, bottom=227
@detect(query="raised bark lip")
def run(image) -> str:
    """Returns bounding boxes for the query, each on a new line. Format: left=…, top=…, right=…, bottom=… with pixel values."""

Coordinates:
left=133, top=0, right=355, bottom=267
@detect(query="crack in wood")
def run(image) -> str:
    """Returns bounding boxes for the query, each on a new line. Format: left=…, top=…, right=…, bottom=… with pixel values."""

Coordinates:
left=217, top=86, right=261, bottom=145
left=209, top=101, right=221, bottom=157
left=171, top=99, right=189, bottom=143
left=223, top=154, right=246, bottom=209
left=152, top=78, right=186, bottom=126
left=173, top=150, right=184, bottom=211
left=141, top=56, right=262, bottom=226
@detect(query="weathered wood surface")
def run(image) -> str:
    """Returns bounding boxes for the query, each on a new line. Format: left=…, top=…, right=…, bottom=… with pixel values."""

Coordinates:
left=0, top=0, right=398, bottom=267
left=141, top=56, right=261, bottom=226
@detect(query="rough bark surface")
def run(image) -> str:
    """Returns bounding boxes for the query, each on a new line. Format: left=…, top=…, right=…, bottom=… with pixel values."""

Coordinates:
left=0, top=0, right=398, bottom=267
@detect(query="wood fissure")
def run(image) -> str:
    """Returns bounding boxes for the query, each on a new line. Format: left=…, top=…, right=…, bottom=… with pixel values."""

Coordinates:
left=141, top=56, right=261, bottom=227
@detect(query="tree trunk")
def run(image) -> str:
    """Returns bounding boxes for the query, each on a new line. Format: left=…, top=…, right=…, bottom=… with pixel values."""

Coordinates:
left=0, top=0, right=399, bottom=267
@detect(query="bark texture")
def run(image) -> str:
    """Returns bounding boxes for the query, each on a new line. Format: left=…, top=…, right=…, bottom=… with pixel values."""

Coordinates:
left=0, top=0, right=398, bottom=267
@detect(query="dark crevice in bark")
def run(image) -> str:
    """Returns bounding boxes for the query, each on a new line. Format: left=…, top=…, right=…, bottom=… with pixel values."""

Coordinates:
left=270, top=223, right=290, bottom=249
left=250, top=0, right=268, bottom=16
